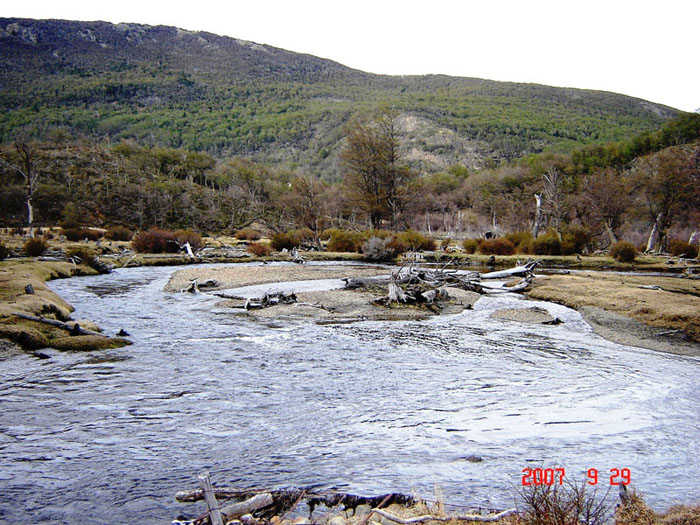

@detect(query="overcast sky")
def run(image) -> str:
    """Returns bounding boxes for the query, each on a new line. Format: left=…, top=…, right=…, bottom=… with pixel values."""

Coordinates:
left=4, top=0, right=699, bottom=111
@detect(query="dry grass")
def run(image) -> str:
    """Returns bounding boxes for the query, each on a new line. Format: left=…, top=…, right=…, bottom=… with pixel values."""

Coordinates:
left=528, top=273, right=700, bottom=343
left=0, top=260, right=129, bottom=351
left=614, top=490, right=700, bottom=524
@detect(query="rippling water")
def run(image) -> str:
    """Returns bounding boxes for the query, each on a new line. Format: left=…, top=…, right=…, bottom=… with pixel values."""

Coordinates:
left=1, top=263, right=699, bottom=524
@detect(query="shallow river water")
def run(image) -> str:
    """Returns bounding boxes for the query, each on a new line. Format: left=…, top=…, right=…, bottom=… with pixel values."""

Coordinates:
left=1, top=263, right=699, bottom=524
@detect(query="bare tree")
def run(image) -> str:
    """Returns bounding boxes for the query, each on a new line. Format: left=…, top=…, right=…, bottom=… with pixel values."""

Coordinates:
left=0, top=140, right=42, bottom=236
left=541, top=166, right=568, bottom=239
left=581, top=168, right=632, bottom=246
left=635, top=147, right=698, bottom=252
left=340, top=110, right=415, bottom=229
left=284, top=175, right=328, bottom=250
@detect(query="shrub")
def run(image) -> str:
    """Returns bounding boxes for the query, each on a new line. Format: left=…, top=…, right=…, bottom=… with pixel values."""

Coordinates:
left=534, top=230, right=562, bottom=255
left=462, top=239, right=478, bottom=254
left=327, top=230, right=363, bottom=252
left=24, top=237, right=48, bottom=257
left=562, top=225, right=592, bottom=255
left=235, top=228, right=261, bottom=241
left=320, top=228, right=342, bottom=241
left=610, top=240, right=637, bottom=262
left=0, top=243, right=9, bottom=260
left=669, top=239, right=699, bottom=258
left=362, top=237, right=394, bottom=261
left=477, top=237, right=516, bottom=255
left=440, top=238, right=452, bottom=250
left=247, top=242, right=272, bottom=256
left=106, top=226, right=133, bottom=241
left=174, top=229, right=203, bottom=251
left=132, top=229, right=179, bottom=253
left=505, top=231, right=533, bottom=249
left=62, top=228, right=103, bottom=242
left=363, top=229, right=392, bottom=240
left=386, top=236, right=409, bottom=257
left=289, top=228, right=314, bottom=243
left=517, top=479, right=614, bottom=525
left=396, top=230, right=436, bottom=251
left=66, top=247, right=104, bottom=271
left=271, top=231, right=302, bottom=251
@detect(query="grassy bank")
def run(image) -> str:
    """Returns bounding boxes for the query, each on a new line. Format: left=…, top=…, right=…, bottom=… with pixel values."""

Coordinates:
left=0, top=260, right=131, bottom=352
left=527, top=271, right=700, bottom=351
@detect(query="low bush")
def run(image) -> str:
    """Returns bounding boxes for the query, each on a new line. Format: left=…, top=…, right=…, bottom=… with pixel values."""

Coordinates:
left=235, top=228, right=261, bottom=241
left=505, top=231, right=533, bottom=249
left=247, top=242, right=272, bottom=256
left=0, top=243, right=10, bottom=260
left=517, top=479, right=614, bottom=525
left=440, top=238, right=452, bottom=250
left=174, top=229, right=203, bottom=252
left=462, top=239, right=478, bottom=254
left=327, top=230, right=363, bottom=252
left=66, top=247, right=104, bottom=272
left=386, top=236, right=409, bottom=257
left=271, top=231, right=302, bottom=251
left=477, top=237, right=517, bottom=255
left=105, top=226, right=133, bottom=241
left=362, top=237, right=394, bottom=261
left=562, top=225, right=592, bottom=255
left=669, top=239, right=699, bottom=258
left=290, top=228, right=314, bottom=243
left=610, top=240, right=637, bottom=262
left=62, top=228, right=104, bottom=242
left=396, top=230, right=436, bottom=251
left=363, top=228, right=392, bottom=240
left=320, top=228, right=342, bottom=241
left=132, top=229, right=179, bottom=253
left=24, top=237, right=48, bottom=257
left=534, top=230, right=562, bottom=255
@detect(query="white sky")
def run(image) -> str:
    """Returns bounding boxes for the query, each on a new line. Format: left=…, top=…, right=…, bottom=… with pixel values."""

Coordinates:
left=3, top=0, right=699, bottom=111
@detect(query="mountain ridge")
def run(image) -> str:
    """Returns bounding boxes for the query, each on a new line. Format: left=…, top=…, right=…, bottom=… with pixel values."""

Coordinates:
left=0, top=17, right=680, bottom=175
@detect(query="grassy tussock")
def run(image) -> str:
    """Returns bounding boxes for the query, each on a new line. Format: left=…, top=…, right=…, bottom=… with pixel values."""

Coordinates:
left=0, top=260, right=130, bottom=351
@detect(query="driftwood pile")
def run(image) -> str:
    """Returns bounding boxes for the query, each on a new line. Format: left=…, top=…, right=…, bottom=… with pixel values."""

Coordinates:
left=174, top=474, right=517, bottom=525
left=345, top=260, right=539, bottom=308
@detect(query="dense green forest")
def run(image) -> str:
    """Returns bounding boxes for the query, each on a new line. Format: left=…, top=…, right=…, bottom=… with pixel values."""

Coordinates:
left=0, top=18, right=678, bottom=177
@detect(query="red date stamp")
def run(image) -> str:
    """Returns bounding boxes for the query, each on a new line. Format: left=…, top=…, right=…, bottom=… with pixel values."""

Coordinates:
left=522, top=467, right=631, bottom=486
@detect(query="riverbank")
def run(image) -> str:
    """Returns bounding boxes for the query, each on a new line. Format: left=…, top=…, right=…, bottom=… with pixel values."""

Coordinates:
left=527, top=272, right=700, bottom=355
left=0, top=260, right=131, bottom=353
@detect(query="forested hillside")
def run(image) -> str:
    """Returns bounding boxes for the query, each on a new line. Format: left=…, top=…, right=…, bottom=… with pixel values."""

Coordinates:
left=0, top=17, right=679, bottom=176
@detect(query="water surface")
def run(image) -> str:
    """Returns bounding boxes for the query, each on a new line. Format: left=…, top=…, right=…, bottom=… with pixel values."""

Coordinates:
left=1, top=263, right=698, bottom=524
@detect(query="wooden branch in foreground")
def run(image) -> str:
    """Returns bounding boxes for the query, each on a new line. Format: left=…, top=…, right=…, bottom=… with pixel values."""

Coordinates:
left=13, top=312, right=108, bottom=337
left=371, top=507, right=518, bottom=523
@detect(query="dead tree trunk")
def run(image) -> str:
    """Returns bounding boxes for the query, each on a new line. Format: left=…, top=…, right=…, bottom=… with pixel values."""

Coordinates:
left=604, top=219, right=618, bottom=246
left=646, top=212, right=665, bottom=253
left=531, top=193, right=542, bottom=239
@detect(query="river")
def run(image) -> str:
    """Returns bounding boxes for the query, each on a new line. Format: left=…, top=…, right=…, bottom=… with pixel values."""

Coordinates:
left=1, top=263, right=699, bottom=524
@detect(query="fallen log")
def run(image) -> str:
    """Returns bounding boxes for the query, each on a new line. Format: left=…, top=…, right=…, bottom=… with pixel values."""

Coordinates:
left=480, top=275, right=533, bottom=294
left=343, top=276, right=391, bottom=289
left=177, top=486, right=416, bottom=513
left=371, top=507, right=518, bottom=524
left=221, top=493, right=274, bottom=520
left=13, top=312, right=108, bottom=337
left=244, top=292, right=298, bottom=310
left=480, top=260, right=539, bottom=279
